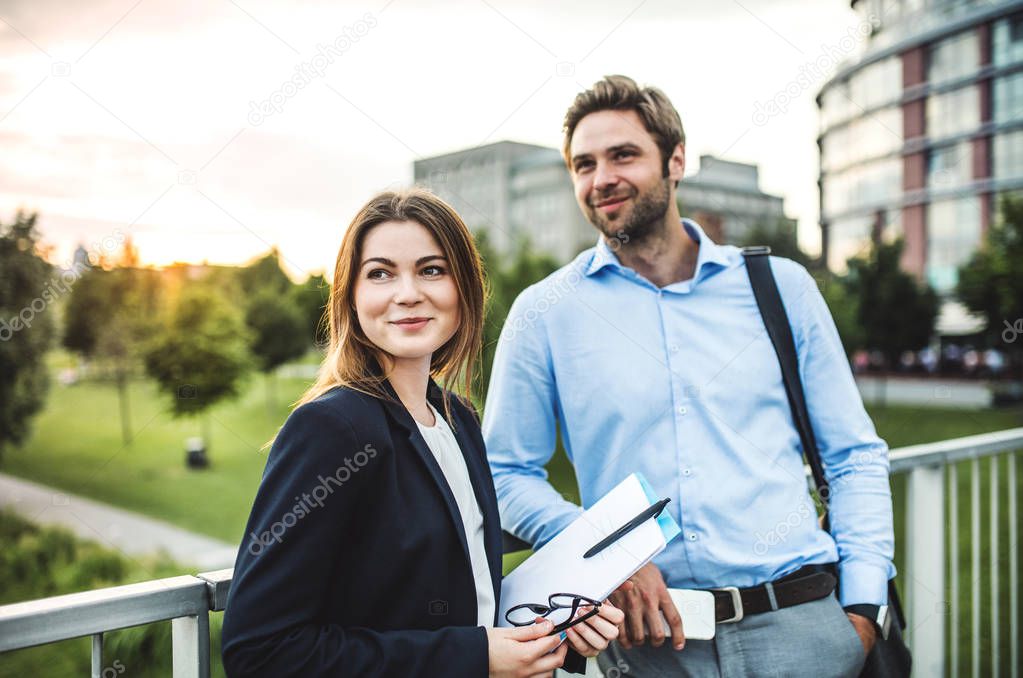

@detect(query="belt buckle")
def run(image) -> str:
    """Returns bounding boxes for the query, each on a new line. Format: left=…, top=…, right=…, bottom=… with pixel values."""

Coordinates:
left=713, top=586, right=744, bottom=623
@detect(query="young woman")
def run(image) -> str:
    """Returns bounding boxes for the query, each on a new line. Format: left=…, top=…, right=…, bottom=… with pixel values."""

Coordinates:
left=221, top=189, right=621, bottom=677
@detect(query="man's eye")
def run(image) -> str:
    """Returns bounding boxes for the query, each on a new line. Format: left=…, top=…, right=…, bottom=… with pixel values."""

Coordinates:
left=614, top=151, right=634, bottom=160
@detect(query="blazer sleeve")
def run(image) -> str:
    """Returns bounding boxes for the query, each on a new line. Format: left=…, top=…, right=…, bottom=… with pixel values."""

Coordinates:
left=221, top=399, right=489, bottom=678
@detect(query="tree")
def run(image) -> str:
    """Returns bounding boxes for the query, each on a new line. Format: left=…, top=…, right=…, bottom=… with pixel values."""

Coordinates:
left=0, top=211, right=56, bottom=460
left=245, top=290, right=308, bottom=411
left=816, top=272, right=864, bottom=357
left=144, top=285, right=251, bottom=458
left=740, top=217, right=816, bottom=270
left=475, top=232, right=560, bottom=404
left=958, top=193, right=1023, bottom=380
left=63, top=263, right=162, bottom=445
left=844, top=238, right=938, bottom=370
left=236, top=248, right=292, bottom=297
left=293, top=273, right=330, bottom=347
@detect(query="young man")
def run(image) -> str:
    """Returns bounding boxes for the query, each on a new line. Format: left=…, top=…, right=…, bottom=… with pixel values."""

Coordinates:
left=483, top=75, right=894, bottom=676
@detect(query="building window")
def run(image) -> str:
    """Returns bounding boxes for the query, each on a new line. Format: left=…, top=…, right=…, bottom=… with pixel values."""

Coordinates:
left=993, top=12, right=1023, bottom=66
left=927, top=141, right=973, bottom=190
left=928, top=30, right=979, bottom=86
left=820, top=106, right=903, bottom=173
left=822, top=156, right=903, bottom=217
left=926, top=85, right=980, bottom=139
left=849, top=56, right=902, bottom=112
left=994, top=71, right=1023, bottom=124
left=926, top=196, right=982, bottom=293
left=821, top=83, right=851, bottom=132
left=827, top=214, right=874, bottom=273
left=993, top=129, right=1023, bottom=179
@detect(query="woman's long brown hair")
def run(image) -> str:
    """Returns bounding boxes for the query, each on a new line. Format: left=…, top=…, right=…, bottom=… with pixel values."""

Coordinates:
left=294, top=188, right=487, bottom=423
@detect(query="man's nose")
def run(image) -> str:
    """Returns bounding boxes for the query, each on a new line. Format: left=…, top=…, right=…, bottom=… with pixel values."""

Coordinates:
left=593, top=162, right=618, bottom=192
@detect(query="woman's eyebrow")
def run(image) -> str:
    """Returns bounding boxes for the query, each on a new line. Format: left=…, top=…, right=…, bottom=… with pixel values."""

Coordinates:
left=360, top=255, right=447, bottom=268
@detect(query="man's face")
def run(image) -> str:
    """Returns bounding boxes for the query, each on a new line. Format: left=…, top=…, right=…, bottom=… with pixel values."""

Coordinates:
left=568, top=109, right=684, bottom=242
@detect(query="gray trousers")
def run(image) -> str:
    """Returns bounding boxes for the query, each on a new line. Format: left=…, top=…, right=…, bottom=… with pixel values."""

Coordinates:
left=596, top=593, right=866, bottom=678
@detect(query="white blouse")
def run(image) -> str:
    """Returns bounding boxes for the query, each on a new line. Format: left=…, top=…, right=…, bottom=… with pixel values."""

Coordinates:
left=414, top=402, right=497, bottom=627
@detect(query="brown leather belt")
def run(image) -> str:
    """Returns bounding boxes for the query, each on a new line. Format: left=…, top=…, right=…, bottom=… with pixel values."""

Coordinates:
left=705, top=564, right=837, bottom=624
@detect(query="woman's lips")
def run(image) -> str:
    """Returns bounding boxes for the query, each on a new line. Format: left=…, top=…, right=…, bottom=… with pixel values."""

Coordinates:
left=391, top=318, right=431, bottom=331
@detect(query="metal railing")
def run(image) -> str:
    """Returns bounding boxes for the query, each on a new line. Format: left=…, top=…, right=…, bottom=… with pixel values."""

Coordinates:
left=0, top=568, right=231, bottom=678
left=892, top=427, right=1023, bottom=678
left=1, top=428, right=1022, bottom=677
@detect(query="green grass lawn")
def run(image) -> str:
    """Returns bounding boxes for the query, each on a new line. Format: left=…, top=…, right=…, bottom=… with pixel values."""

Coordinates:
left=2, top=373, right=302, bottom=545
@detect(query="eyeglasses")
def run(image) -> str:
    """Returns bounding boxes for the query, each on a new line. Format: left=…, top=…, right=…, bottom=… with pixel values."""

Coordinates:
left=504, top=593, right=602, bottom=634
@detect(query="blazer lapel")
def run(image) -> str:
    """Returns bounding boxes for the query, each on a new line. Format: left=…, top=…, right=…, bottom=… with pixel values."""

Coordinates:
left=428, top=384, right=504, bottom=620
left=376, top=380, right=474, bottom=572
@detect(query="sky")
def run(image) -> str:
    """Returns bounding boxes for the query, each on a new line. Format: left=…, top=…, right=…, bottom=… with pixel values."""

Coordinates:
left=0, top=0, right=864, bottom=281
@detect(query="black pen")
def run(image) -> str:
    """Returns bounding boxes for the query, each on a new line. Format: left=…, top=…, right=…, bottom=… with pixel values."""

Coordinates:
left=583, top=498, right=671, bottom=559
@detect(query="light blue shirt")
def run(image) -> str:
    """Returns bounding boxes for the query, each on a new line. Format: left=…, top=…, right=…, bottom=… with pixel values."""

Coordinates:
left=483, top=219, right=895, bottom=606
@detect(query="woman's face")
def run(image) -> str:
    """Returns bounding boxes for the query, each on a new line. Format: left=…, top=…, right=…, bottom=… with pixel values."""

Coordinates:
left=353, top=220, right=460, bottom=369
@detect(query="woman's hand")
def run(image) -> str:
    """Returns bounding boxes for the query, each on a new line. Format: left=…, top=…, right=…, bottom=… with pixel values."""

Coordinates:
left=564, top=600, right=624, bottom=658
left=487, top=618, right=568, bottom=678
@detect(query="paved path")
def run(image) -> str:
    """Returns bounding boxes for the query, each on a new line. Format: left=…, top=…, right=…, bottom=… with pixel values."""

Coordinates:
left=855, top=376, right=992, bottom=408
left=0, top=472, right=237, bottom=570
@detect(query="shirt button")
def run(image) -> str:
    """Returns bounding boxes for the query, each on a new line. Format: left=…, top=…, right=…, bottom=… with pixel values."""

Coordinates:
left=670, top=344, right=680, bottom=353
left=683, top=468, right=692, bottom=477
left=688, top=533, right=698, bottom=541
left=678, top=406, right=687, bottom=415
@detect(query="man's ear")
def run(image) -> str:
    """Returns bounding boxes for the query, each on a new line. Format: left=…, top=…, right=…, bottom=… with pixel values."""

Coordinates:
left=669, top=143, right=685, bottom=184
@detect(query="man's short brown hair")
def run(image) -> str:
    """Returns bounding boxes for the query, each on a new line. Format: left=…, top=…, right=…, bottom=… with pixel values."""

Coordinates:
left=562, top=75, right=685, bottom=179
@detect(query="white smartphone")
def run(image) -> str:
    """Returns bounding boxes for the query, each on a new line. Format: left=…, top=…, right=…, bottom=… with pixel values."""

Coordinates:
left=644, top=588, right=716, bottom=640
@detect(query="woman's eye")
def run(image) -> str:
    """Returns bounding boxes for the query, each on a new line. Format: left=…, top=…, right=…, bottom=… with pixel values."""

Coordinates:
left=367, top=269, right=392, bottom=280
left=421, top=265, right=446, bottom=277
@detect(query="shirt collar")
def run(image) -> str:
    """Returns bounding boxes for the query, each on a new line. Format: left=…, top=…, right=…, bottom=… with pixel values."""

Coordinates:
left=584, top=218, right=731, bottom=282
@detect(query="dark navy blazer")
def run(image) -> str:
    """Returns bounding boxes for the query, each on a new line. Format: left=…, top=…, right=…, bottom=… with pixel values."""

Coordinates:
left=221, top=379, right=503, bottom=677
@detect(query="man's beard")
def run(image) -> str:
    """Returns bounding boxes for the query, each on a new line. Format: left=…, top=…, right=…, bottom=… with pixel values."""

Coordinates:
left=586, top=178, right=672, bottom=245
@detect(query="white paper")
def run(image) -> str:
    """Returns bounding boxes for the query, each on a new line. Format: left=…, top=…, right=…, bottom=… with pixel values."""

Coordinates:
left=498, top=474, right=667, bottom=628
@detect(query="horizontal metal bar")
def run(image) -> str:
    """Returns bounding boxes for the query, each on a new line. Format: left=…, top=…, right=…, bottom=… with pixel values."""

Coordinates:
left=195, top=568, right=233, bottom=612
left=0, top=575, right=207, bottom=652
left=889, top=428, right=1023, bottom=474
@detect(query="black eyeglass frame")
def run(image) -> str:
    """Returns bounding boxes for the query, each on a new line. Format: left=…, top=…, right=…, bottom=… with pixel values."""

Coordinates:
left=504, top=592, right=603, bottom=635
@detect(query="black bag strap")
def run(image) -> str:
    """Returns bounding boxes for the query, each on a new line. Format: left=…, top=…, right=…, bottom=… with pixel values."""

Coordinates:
left=741, top=248, right=829, bottom=512
left=741, top=247, right=908, bottom=632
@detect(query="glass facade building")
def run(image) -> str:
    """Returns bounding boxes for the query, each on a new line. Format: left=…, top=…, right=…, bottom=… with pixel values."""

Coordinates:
left=818, top=0, right=1023, bottom=294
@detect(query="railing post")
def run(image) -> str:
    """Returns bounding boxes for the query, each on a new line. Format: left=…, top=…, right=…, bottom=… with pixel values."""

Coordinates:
left=171, top=612, right=211, bottom=678
left=91, top=632, right=103, bottom=678
left=906, top=462, right=946, bottom=677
